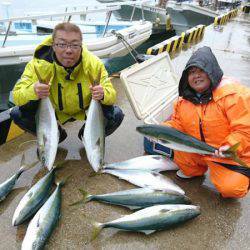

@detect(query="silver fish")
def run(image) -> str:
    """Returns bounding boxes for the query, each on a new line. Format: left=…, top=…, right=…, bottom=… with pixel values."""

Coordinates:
left=0, top=155, right=37, bottom=202
left=73, top=187, right=190, bottom=210
left=82, top=99, right=105, bottom=172
left=103, top=155, right=179, bottom=172
left=136, top=124, right=246, bottom=167
left=21, top=180, right=64, bottom=250
left=36, top=97, right=59, bottom=171
left=92, top=204, right=200, bottom=238
left=12, top=169, right=56, bottom=226
left=35, top=66, right=59, bottom=171
left=101, top=169, right=185, bottom=195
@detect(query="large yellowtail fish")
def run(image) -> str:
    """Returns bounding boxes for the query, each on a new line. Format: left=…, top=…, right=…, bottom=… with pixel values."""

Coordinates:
left=101, top=169, right=185, bottom=195
left=136, top=124, right=247, bottom=167
left=34, top=66, right=59, bottom=171
left=92, top=204, right=200, bottom=239
left=71, top=187, right=191, bottom=210
left=82, top=72, right=105, bottom=172
left=103, top=155, right=178, bottom=172
left=21, top=177, right=68, bottom=250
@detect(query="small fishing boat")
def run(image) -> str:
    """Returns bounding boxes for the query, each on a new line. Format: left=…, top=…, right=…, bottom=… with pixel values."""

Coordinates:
left=0, top=5, right=152, bottom=66
left=98, top=0, right=233, bottom=34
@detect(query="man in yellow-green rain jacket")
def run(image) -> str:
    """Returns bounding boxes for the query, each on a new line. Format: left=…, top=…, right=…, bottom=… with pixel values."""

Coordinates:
left=10, top=22, right=124, bottom=142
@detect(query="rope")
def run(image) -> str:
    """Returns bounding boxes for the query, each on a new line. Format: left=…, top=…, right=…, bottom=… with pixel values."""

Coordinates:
left=111, top=30, right=140, bottom=63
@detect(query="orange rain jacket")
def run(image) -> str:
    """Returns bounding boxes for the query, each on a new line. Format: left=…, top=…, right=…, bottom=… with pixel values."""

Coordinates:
left=165, top=77, right=250, bottom=167
left=164, top=46, right=250, bottom=198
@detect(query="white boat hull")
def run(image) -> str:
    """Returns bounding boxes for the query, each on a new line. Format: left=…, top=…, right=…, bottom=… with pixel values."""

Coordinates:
left=0, top=21, right=152, bottom=66
left=166, top=1, right=218, bottom=34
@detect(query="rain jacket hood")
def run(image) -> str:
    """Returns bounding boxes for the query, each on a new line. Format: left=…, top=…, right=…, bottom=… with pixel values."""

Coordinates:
left=179, top=46, right=223, bottom=104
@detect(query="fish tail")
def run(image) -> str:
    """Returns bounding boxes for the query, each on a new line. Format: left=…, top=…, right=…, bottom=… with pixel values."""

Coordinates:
left=184, top=195, right=192, bottom=204
left=56, top=174, right=72, bottom=187
left=231, top=154, right=249, bottom=167
left=18, top=140, right=37, bottom=149
left=88, top=171, right=102, bottom=177
left=91, top=222, right=104, bottom=241
left=52, top=160, right=71, bottom=171
left=79, top=188, right=91, bottom=202
left=225, top=143, right=249, bottom=167
left=69, top=188, right=90, bottom=206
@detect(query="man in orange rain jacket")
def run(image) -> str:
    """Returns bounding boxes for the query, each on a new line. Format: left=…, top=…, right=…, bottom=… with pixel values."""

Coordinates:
left=164, top=46, right=250, bottom=198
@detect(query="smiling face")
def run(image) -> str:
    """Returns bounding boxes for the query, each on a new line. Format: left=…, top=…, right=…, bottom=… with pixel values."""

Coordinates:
left=187, top=66, right=211, bottom=93
left=53, top=30, right=82, bottom=68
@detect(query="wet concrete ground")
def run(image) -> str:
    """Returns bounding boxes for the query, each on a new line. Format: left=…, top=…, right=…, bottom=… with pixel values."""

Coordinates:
left=0, top=12, right=250, bottom=250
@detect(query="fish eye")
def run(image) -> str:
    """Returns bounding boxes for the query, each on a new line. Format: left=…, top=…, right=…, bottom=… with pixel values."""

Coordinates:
left=42, top=156, right=46, bottom=164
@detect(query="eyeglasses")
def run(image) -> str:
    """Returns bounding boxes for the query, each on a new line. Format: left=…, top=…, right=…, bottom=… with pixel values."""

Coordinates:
left=54, top=43, right=82, bottom=50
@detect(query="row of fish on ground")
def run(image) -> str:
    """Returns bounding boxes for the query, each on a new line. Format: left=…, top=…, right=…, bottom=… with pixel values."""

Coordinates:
left=0, top=153, right=201, bottom=249
left=85, top=122, right=248, bottom=238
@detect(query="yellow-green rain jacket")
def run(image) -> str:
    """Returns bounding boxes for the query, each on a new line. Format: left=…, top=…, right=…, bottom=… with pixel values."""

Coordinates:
left=12, top=36, right=116, bottom=124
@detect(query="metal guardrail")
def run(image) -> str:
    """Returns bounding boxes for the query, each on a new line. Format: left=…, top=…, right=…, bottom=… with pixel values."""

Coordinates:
left=214, top=9, right=238, bottom=27
left=146, top=24, right=205, bottom=55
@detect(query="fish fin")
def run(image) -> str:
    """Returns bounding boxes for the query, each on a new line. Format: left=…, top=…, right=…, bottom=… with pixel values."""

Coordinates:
left=27, top=192, right=33, bottom=198
left=91, top=222, right=103, bottom=241
left=36, top=215, right=40, bottom=228
left=45, top=72, right=52, bottom=84
left=226, top=142, right=240, bottom=152
left=126, top=205, right=142, bottom=210
left=69, top=189, right=90, bottom=206
left=152, top=172, right=160, bottom=177
left=225, top=143, right=249, bottom=167
left=96, top=138, right=101, bottom=147
left=55, top=174, right=72, bottom=187
left=231, top=155, right=249, bottom=167
left=88, top=171, right=102, bottom=177
left=79, top=188, right=90, bottom=201
left=139, top=230, right=156, bottom=235
left=69, top=199, right=85, bottom=206
left=53, top=160, right=70, bottom=171
left=158, top=139, right=170, bottom=145
left=20, top=153, right=26, bottom=168
left=43, top=134, right=47, bottom=145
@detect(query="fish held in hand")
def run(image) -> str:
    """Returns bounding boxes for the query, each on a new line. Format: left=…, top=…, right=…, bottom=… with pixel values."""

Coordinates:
left=82, top=99, right=105, bottom=172
left=36, top=98, right=59, bottom=171
left=35, top=66, right=59, bottom=171
left=136, top=124, right=247, bottom=167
